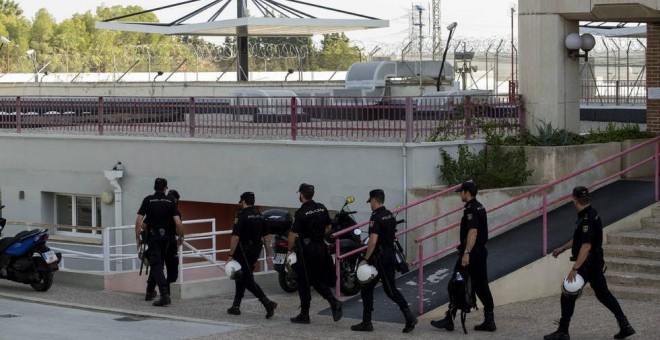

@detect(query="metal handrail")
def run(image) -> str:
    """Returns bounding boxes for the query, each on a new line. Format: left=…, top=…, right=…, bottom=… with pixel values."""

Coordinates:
left=412, top=135, right=660, bottom=314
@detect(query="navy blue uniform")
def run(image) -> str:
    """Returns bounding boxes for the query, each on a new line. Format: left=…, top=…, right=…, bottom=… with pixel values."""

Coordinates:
left=231, top=206, right=268, bottom=305
left=137, top=192, right=179, bottom=296
left=360, top=207, right=410, bottom=319
left=291, top=200, right=336, bottom=312
left=452, top=198, right=494, bottom=316
left=559, top=206, right=625, bottom=328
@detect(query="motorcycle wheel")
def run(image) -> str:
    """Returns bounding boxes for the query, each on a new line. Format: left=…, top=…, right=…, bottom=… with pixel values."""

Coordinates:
left=278, top=270, right=298, bottom=293
left=30, top=269, right=54, bottom=292
left=340, top=271, right=361, bottom=296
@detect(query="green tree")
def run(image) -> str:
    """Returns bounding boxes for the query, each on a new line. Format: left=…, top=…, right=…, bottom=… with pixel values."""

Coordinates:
left=318, top=33, right=360, bottom=70
left=0, top=0, right=22, bottom=16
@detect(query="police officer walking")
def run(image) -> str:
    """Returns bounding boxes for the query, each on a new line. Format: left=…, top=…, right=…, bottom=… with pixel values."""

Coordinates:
left=135, top=178, right=184, bottom=307
left=431, top=181, right=496, bottom=332
left=287, top=183, right=343, bottom=324
left=351, top=189, right=417, bottom=333
left=544, top=186, right=635, bottom=340
left=143, top=189, right=183, bottom=302
left=226, top=192, right=278, bottom=319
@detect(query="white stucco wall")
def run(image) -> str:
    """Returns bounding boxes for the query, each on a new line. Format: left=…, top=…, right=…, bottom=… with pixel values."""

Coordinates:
left=0, top=134, right=483, bottom=230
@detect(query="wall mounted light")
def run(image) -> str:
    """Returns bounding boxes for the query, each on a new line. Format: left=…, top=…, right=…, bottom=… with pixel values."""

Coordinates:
left=565, top=33, right=596, bottom=61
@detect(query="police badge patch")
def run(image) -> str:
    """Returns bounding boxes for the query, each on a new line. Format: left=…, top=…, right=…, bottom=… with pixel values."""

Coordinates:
left=582, top=225, right=589, bottom=233
left=467, top=214, right=473, bottom=221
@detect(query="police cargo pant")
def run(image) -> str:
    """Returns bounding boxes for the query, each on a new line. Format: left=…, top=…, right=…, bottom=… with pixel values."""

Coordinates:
left=452, top=246, right=494, bottom=315
left=233, top=243, right=267, bottom=305
left=361, top=247, right=409, bottom=320
left=147, top=238, right=179, bottom=294
left=147, top=235, right=177, bottom=296
left=559, top=257, right=625, bottom=330
left=295, top=242, right=336, bottom=312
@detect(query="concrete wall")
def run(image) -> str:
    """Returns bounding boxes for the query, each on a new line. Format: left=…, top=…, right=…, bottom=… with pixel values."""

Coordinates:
left=0, top=134, right=480, bottom=268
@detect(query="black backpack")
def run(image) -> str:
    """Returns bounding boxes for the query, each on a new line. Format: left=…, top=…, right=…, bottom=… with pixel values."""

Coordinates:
left=448, top=269, right=477, bottom=334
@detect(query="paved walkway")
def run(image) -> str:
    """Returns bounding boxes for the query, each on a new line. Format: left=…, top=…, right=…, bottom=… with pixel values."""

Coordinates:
left=0, top=279, right=655, bottom=339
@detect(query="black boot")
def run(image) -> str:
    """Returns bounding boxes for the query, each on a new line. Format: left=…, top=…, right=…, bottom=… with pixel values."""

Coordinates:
left=351, top=321, right=374, bottom=332
left=228, top=296, right=242, bottom=315
left=402, top=308, right=418, bottom=333
left=152, top=286, right=171, bottom=307
left=474, top=311, right=497, bottom=332
left=290, top=312, right=310, bottom=324
left=330, top=300, right=343, bottom=322
left=614, top=316, right=635, bottom=339
left=430, top=309, right=455, bottom=331
left=152, top=294, right=171, bottom=307
left=144, top=290, right=157, bottom=302
left=544, top=321, right=570, bottom=340
left=227, top=306, right=241, bottom=315
left=260, top=297, right=278, bottom=319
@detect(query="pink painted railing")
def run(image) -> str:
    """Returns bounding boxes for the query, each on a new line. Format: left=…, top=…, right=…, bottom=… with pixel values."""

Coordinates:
left=0, top=95, right=523, bottom=142
left=412, top=135, right=660, bottom=315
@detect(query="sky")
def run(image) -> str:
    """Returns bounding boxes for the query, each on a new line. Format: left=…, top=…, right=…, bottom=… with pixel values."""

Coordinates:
left=16, top=0, right=518, bottom=47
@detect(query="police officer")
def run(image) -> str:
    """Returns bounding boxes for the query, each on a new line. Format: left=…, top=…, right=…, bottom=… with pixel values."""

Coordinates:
left=135, top=178, right=184, bottom=307
left=287, top=183, right=343, bottom=324
left=226, top=191, right=278, bottom=319
left=143, top=189, right=183, bottom=302
left=351, top=189, right=417, bottom=333
left=431, top=181, right=496, bottom=332
left=544, top=186, right=635, bottom=340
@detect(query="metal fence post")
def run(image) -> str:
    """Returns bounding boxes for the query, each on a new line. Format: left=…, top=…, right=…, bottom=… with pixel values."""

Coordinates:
left=290, top=97, right=298, bottom=141
left=98, top=97, right=104, bottom=136
left=542, top=191, right=548, bottom=256
left=464, top=96, right=472, bottom=140
left=102, top=228, right=110, bottom=273
left=417, top=244, right=424, bottom=315
left=405, top=96, right=414, bottom=142
left=189, top=97, right=196, bottom=138
left=15, top=96, right=21, bottom=133
left=335, top=240, right=341, bottom=300
left=615, top=80, right=620, bottom=106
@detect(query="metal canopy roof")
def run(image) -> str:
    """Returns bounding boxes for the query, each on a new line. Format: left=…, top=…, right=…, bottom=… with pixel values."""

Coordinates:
left=95, top=0, right=389, bottom=37
left=96, top=17, right=388, bottom=36
left=580, top=22, right=646, bottom=38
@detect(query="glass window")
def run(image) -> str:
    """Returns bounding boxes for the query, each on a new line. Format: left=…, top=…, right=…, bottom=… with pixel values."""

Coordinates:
left=55, top=194, right=101, bottom=237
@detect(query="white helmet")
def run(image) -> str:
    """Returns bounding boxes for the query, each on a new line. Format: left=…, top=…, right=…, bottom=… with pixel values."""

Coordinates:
left=357, top=263, right=378, bottom=284
left=562, top=273, right=585, bottom=296
left=225, top=260, right=242, bottom=280
left=287, top=252, right=297, bottom=266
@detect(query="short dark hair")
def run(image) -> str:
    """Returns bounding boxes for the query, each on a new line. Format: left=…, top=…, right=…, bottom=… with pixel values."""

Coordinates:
left=167, top=189, right=180, bottom=201
left=240, top=191, right=255, bottom=206
left=154, top=178, right=167, bottom=192
left=298, top=183, right=315, bottom=200
left=455, top=181, right=477, bottom=196
left=367, top=189, right=385, bottom=204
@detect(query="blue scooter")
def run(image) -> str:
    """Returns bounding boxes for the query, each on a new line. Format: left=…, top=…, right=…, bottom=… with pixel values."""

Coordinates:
left=0, top=205, right=61, bottom=291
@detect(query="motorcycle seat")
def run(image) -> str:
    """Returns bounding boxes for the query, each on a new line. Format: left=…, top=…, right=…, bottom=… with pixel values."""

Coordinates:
left=14, top=229, right=41, bottom=241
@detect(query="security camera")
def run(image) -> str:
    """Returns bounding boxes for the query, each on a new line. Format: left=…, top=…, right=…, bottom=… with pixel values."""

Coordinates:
left=0, top=36, right=10, bottom=44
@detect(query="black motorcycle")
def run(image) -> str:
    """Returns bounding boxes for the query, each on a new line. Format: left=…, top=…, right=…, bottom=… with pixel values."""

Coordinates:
left=0, top=205, right=62, bottom=291
left=263, top=209, right=298, bottom=293
left=327, top=196, right=363, bottom=296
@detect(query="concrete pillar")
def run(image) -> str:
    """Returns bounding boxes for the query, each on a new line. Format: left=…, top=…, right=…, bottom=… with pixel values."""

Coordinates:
left=647, top=24, right=660, bottom=134
left=519, top=14, right=581, bottom=132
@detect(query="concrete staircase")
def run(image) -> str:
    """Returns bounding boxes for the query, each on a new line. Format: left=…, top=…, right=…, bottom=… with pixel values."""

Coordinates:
left=602, top=204, right=660, bottom=301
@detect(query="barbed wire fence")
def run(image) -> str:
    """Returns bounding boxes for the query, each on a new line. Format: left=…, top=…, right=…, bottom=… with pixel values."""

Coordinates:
left=2, top=36, right=647, bottom=88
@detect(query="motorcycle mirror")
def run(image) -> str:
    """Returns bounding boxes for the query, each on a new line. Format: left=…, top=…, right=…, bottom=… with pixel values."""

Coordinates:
left=353, top=228, right=362, bottom=236
left=345, top=196, right=355, bottom=204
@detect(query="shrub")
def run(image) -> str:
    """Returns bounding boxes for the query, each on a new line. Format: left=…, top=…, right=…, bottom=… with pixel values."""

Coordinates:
left=439, top=144, right=533, bottom=190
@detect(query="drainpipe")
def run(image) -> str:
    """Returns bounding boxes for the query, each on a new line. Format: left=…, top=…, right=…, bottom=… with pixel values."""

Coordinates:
left=104, top=170, right=124, bottom=271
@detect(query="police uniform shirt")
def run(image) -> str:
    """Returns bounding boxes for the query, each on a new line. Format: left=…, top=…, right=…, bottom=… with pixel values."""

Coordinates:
left=571, top=205, right=603, bottom=260
left=232, top=206, right=267, bottom=246
left=292, top=200, right=331, bottom=242
left=137, top=192, right=178, bottom=235
left=369, top=206, right=397, bottom=248
left=459, top=198, right=488, bottom=249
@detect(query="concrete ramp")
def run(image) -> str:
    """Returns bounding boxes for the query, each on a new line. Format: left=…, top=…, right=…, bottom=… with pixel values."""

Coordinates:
left=320, top=179, right=655, bottom=322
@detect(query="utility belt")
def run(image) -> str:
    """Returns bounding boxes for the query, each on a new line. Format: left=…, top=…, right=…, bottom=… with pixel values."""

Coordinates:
left=300, top=237, right=324, bottom=248
left=240, top=240, right=263, bottom=249
left=149, top=227, right=175, bottom=239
